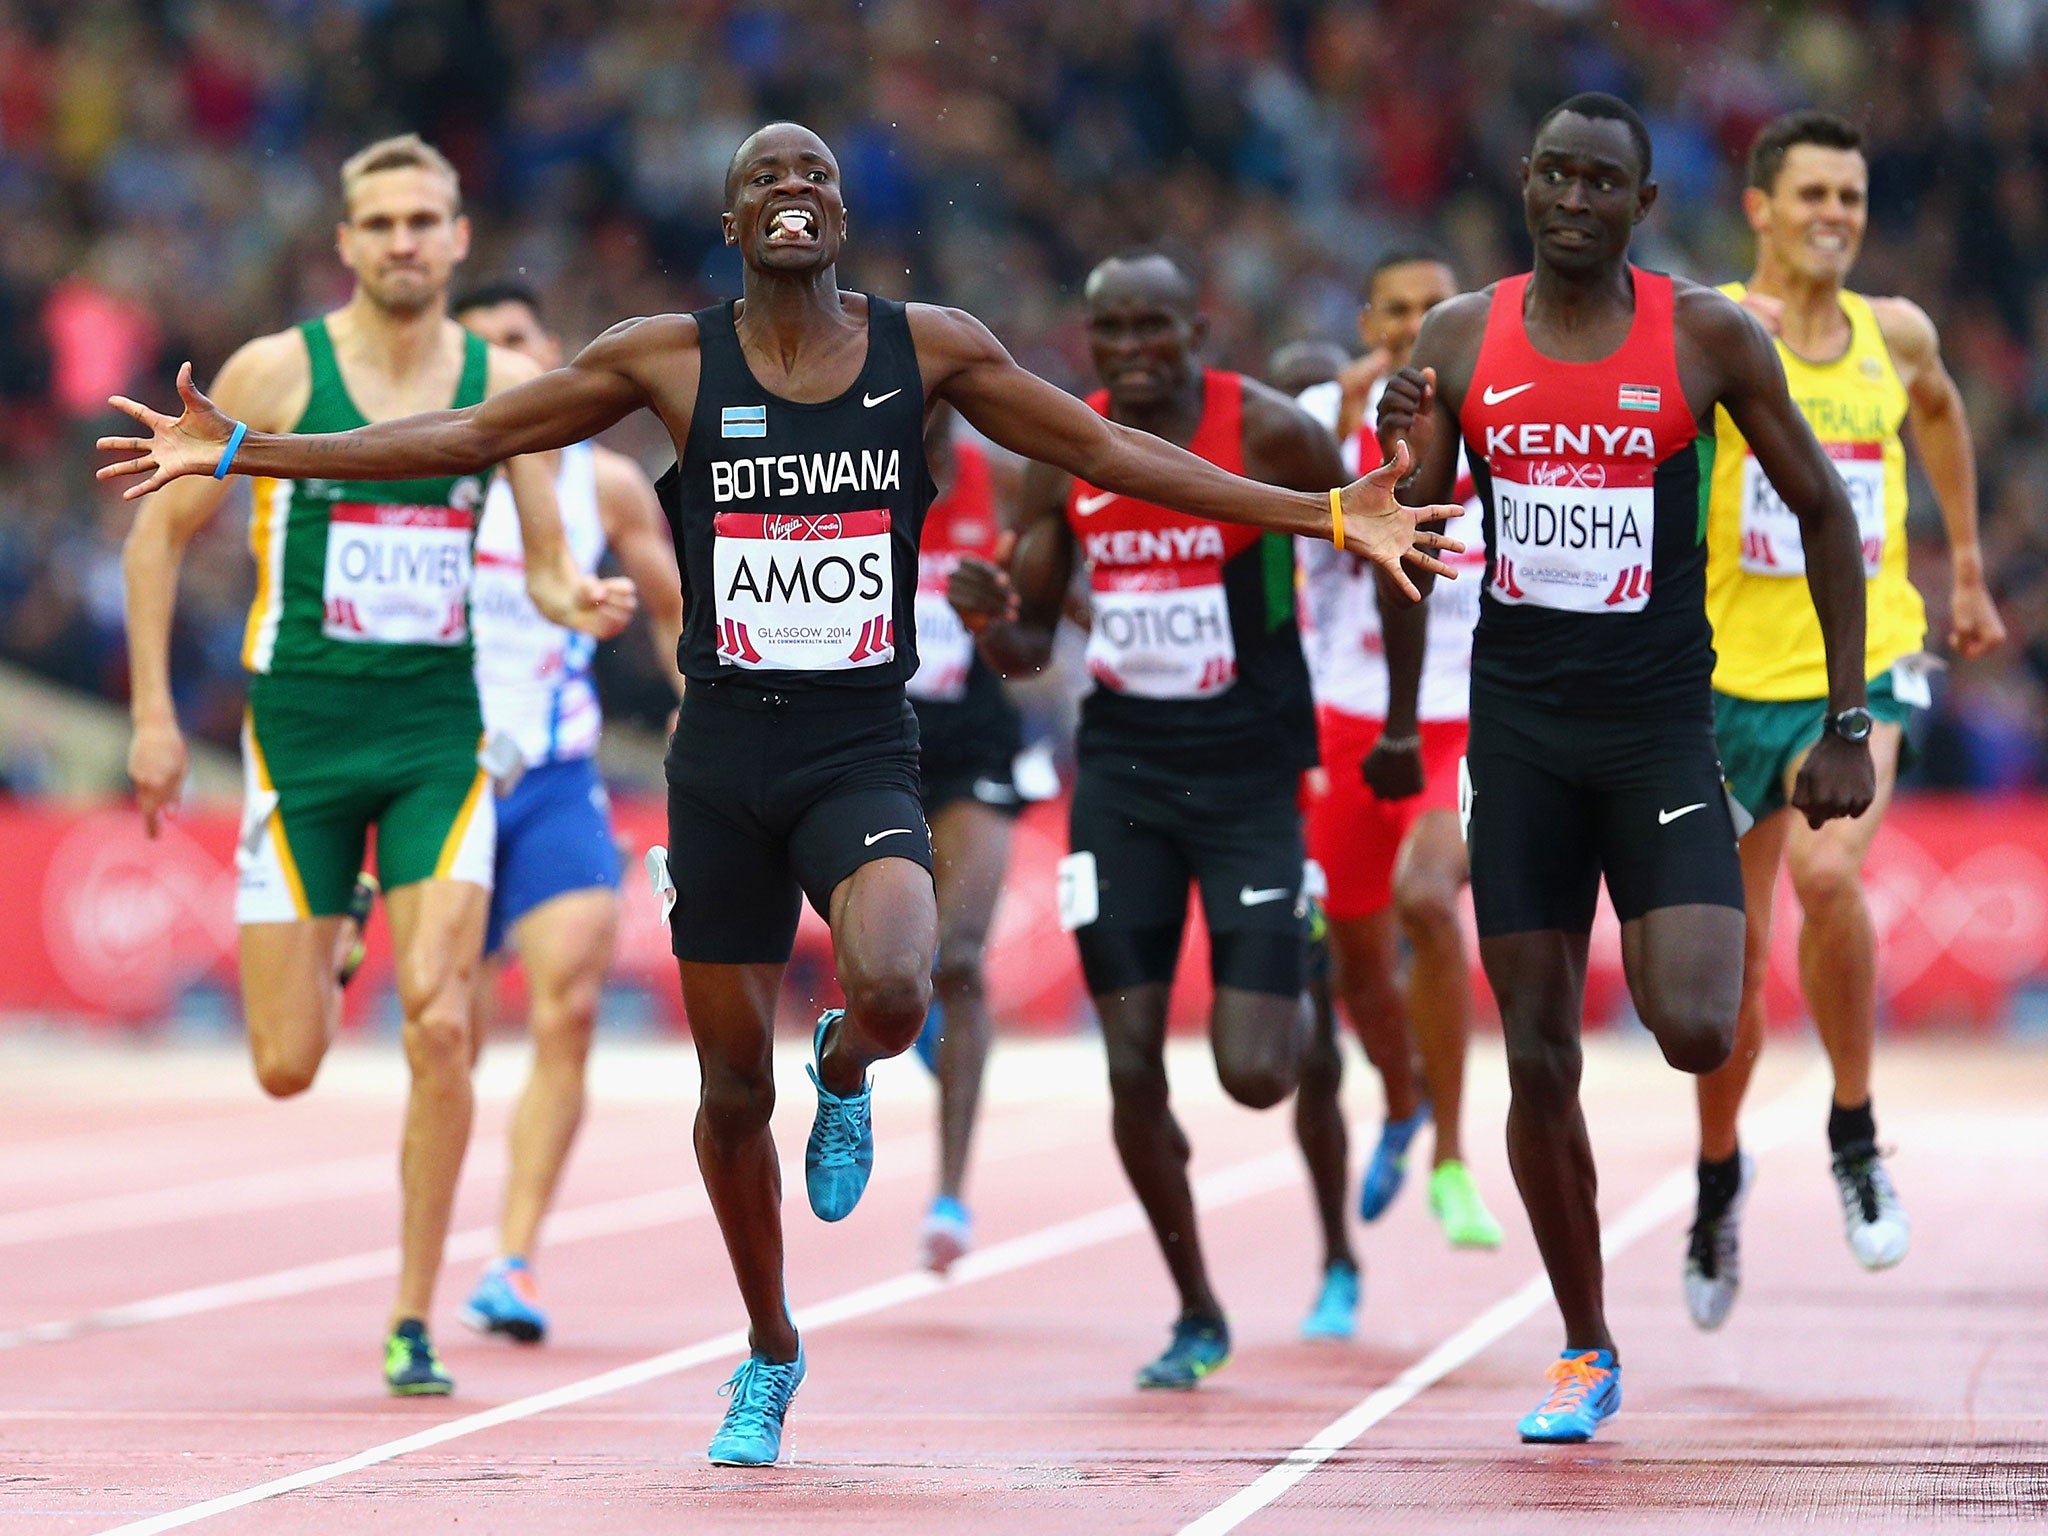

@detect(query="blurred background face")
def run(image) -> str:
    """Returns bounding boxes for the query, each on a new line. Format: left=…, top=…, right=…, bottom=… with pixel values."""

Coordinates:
left=1359, top=260, right=1457, bottom=369
left=1749, top=144, right=1869, bottom=286
left=456, top=299, right=561, bottom=369
left=337, top=167, right=469, bottom=316
left=1085, top=260, right=1205, bottom=411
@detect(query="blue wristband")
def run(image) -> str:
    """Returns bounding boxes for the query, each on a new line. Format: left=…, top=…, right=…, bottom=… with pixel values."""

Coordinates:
left=212, top=420, right=249, bottom=480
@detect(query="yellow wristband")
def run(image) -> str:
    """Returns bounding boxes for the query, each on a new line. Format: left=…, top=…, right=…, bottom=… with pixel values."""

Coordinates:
left=1329, top=487, right=1344, bottom=550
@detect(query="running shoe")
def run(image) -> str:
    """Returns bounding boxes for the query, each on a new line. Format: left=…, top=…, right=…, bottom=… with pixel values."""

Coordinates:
left=461, top=1255, right=548, bottom=1343
left=919, top=1194, right=972, bottom=1275
left=912, top=997, right=945, bottom=1075
left=1517, top=1348, right=1620, bottom=1443
left=337, top=872, right=378, bottom=988
left=804, top=1009, right=874, bottom=1222
left=1135, top=1314, right=1231, bottom=1390
left=1300, top=1260, right=1361, bottom=1341
left=1831, top=1142, right=1910, bottom=1270
left=707, top=1342, right=806, bottom=1466
left=1357, top=1103, right=1430, bottom=1222
left=1428, top=1160, right=1505, bottom=1249
left=1682, top=1151, right=1754, bottom=1331
left=384, top=1318, right=453, bottom=1396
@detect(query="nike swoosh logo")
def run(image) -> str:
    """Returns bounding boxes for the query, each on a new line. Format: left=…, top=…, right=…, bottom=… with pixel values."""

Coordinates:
left=1074, top=490, right=1117, bottom=516
left=864, top=828, right=913, bottom=845
left=862, top=389, right=902, bottom=408
left=1482, top=382, right=1535, bottom=405
left=1239, top=885, right=1292, bottom=906
left=1658, top=803, right=1706, bottom=825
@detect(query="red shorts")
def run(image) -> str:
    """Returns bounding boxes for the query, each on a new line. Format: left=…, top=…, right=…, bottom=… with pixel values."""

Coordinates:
left=1305, top=709, right=1468, bottom=922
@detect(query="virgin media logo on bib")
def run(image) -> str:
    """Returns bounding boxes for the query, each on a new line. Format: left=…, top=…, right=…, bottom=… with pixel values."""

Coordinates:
left=712, top=509, right=895, bottom=671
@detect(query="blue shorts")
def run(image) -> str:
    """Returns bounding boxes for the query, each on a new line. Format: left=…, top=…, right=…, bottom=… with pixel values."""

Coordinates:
left=486, top=756, right=622, bottom=956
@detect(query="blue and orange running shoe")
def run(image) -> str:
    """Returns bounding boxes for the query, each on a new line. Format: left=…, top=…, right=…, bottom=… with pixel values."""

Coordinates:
left=384, top=1318, right=453, bottom=1396
left=708, top=1342, right=807, bottom=1466
left=1300, top=1260, right=1361, bottom=1341
left=1358, top=1103, right=1430, bottom=1222
left=1135, top=1314, right=1231, bottom=1390
left=805, top=1010, right=874, bottom=1222
left=461, top=1255, right=548, bottom=1343
left=1517, top=1348, right=1621, bottom=1443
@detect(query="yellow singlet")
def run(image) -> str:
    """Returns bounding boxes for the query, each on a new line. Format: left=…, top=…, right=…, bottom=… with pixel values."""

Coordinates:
left=1705, top=283, right=1923, bottom=701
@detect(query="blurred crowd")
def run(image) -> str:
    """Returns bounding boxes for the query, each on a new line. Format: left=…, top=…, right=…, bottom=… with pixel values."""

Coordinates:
left=3, top=0, right=2047, bottom=788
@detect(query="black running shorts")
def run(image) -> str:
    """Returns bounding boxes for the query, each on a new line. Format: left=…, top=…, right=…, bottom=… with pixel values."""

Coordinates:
left=666, top=684, right=934, bottom=964
left=1068, top=754, right=1307, bottom=939
left=1465, top=687, right=1743, bottom=938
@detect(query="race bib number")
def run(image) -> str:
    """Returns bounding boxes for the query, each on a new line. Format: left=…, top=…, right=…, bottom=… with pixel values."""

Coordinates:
left=1084, top=570, right=1237, bottom=699
left=905, top=555, right=973, bottom=702
left=711, top=510, right=894, bottom=672
left=322, top=504, right=474, bottom=645
left=1737, top=445, right=1886, bottom=579
left=1487, top=471, right=1656, bottom=613
left=1056, top=851, right=1100, bottom=932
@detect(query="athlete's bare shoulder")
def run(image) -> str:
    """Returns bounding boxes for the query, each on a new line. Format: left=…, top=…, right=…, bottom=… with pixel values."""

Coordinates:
left=904, top=303, right=1007, bottom=376
left=482, top=341, right=546, bottom=395
left=211, top=327, right=312, bottom=431
left=1408, top=288, right=1496, bottom=412
left=1864, top=294, right=1941, bottom=379
left=1669, top=277, right=1781, bottom=409
left=1670, top=275, right=1763, bottom=348
left=1239, top=373, right=1346, bottom=490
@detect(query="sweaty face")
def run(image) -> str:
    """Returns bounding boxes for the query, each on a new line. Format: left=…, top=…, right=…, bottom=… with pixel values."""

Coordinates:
left=338, top=167, right=469, bottom=316
left=1523, top=115, right=1652, bottom=275
left=1085, top=265, right=1202, bottom=411
left=456, top=300, right=562, bottom=370
left=1753, top=144, right=1867, bottom=285
left=723, top=128, right=847, bottom=274
left=1360, top=261, right=1457, bottom=370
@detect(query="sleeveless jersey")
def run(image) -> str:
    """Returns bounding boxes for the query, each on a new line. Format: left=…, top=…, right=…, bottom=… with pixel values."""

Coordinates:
left=661, top=295, right=932, bottom=692
left=1067, top=369, right=1317, bottom=772
left=1296, top=377, right=1485, bottom=721
left=906, top=435, right=1022, bottom=768
left=1461, top=268, right=1711, bottom=715
left=241, top=318, right=491, bottom=678
left=471, top=442, right=607, bottom=766
left=1706, top=284, right=1920, bottom=700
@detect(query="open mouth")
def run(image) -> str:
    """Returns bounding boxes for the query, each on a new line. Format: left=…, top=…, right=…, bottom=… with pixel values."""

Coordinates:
left=764, top=205, right=820, bottom=246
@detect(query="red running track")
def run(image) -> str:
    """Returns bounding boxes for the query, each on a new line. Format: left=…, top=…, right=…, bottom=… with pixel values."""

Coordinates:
left=0, top=1032, right=2042, bottom=1534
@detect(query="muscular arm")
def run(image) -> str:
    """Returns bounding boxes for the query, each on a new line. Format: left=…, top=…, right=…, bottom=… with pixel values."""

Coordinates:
left=121, top=334, right=304, bottom=833
left=1872, top=296, right=2004, bottom=657
left=593, top=446, right=687, bottom=698
left=101, top=316, right=691, bottom=492
left=911, top=305, right=1459, bottom=596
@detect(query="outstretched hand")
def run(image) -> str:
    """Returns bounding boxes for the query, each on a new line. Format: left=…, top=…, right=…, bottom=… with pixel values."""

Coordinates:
left=1340, top=437, right=1465, bottom=601
left=97, top=363, right=236, bottom=499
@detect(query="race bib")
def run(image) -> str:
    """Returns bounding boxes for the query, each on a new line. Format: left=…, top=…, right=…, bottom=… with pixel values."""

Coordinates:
left=711, top=510, right=894, bottom=672
left=322, top=503, right=474, bottom=645
left=1056, top=850, right=1100, bottom=932
left=1487, top=470, right=1656, bottom=613
left=1737, top=445, right=1886, bottom=579
left=905, top=554, right=973, bottom=702
left=1084, top=570, right=1237, bottom=699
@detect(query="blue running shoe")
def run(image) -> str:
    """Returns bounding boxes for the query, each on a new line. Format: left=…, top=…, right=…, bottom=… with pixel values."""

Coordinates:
left=1300, top=1260, right=1361, bottom=1341
left=1517, top=1349, right=1621, bottom=1443
left=912, top=997, right=945, bottom=1075
left=1135, top=1314, right=1231, bottom=1390
left=460, top=1255, right=547, bottom=1344
left=708, top=1342, right=807, bottom=1466
left=804, top=1010, right=874, bottom=1222
left=1358, top=1104, right=1430, bottom=1222
left=919, top=1194, right=972, bottom=1275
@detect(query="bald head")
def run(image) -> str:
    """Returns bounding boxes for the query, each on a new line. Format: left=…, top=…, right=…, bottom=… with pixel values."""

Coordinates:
left=725, top=121, right=838, bottom=207
left=1083, top=253, right=1199, bottom=317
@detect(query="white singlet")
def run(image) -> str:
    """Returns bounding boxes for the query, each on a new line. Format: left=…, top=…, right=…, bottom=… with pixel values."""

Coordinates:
left=1295, top=378, right=1485, bottom=722
left=471, top=442, right=609, bottom=766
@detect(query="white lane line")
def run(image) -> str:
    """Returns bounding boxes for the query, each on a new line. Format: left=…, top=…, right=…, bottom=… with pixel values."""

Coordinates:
left=92, top=1149, right=1302, bottom=1536
left=0, top=1156, right=401, bottom=1248
left=1173, top=1071, right=1826, bottom=1536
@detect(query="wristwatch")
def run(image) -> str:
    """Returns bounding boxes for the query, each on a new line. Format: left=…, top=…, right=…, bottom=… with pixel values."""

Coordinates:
left=1825, top=705, right=1874, bottom=743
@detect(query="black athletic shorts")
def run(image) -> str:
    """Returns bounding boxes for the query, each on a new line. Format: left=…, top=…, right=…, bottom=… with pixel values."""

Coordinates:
left=1068, top=753, right=1307, bottom=937
left=914, top=669, right=1024, bottom=820
left=1465, top=686, right=1743, bottom=938
left=666, top=683, right=934, bottom=965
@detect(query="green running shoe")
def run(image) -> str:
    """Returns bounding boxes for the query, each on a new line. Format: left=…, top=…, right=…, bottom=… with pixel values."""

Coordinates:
left=384, top=1318, right=452, bottom=1396
left=1429, top=1160, right=1504, bottom=1249
left=1135, top=1314, right=1230, bottom=1390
